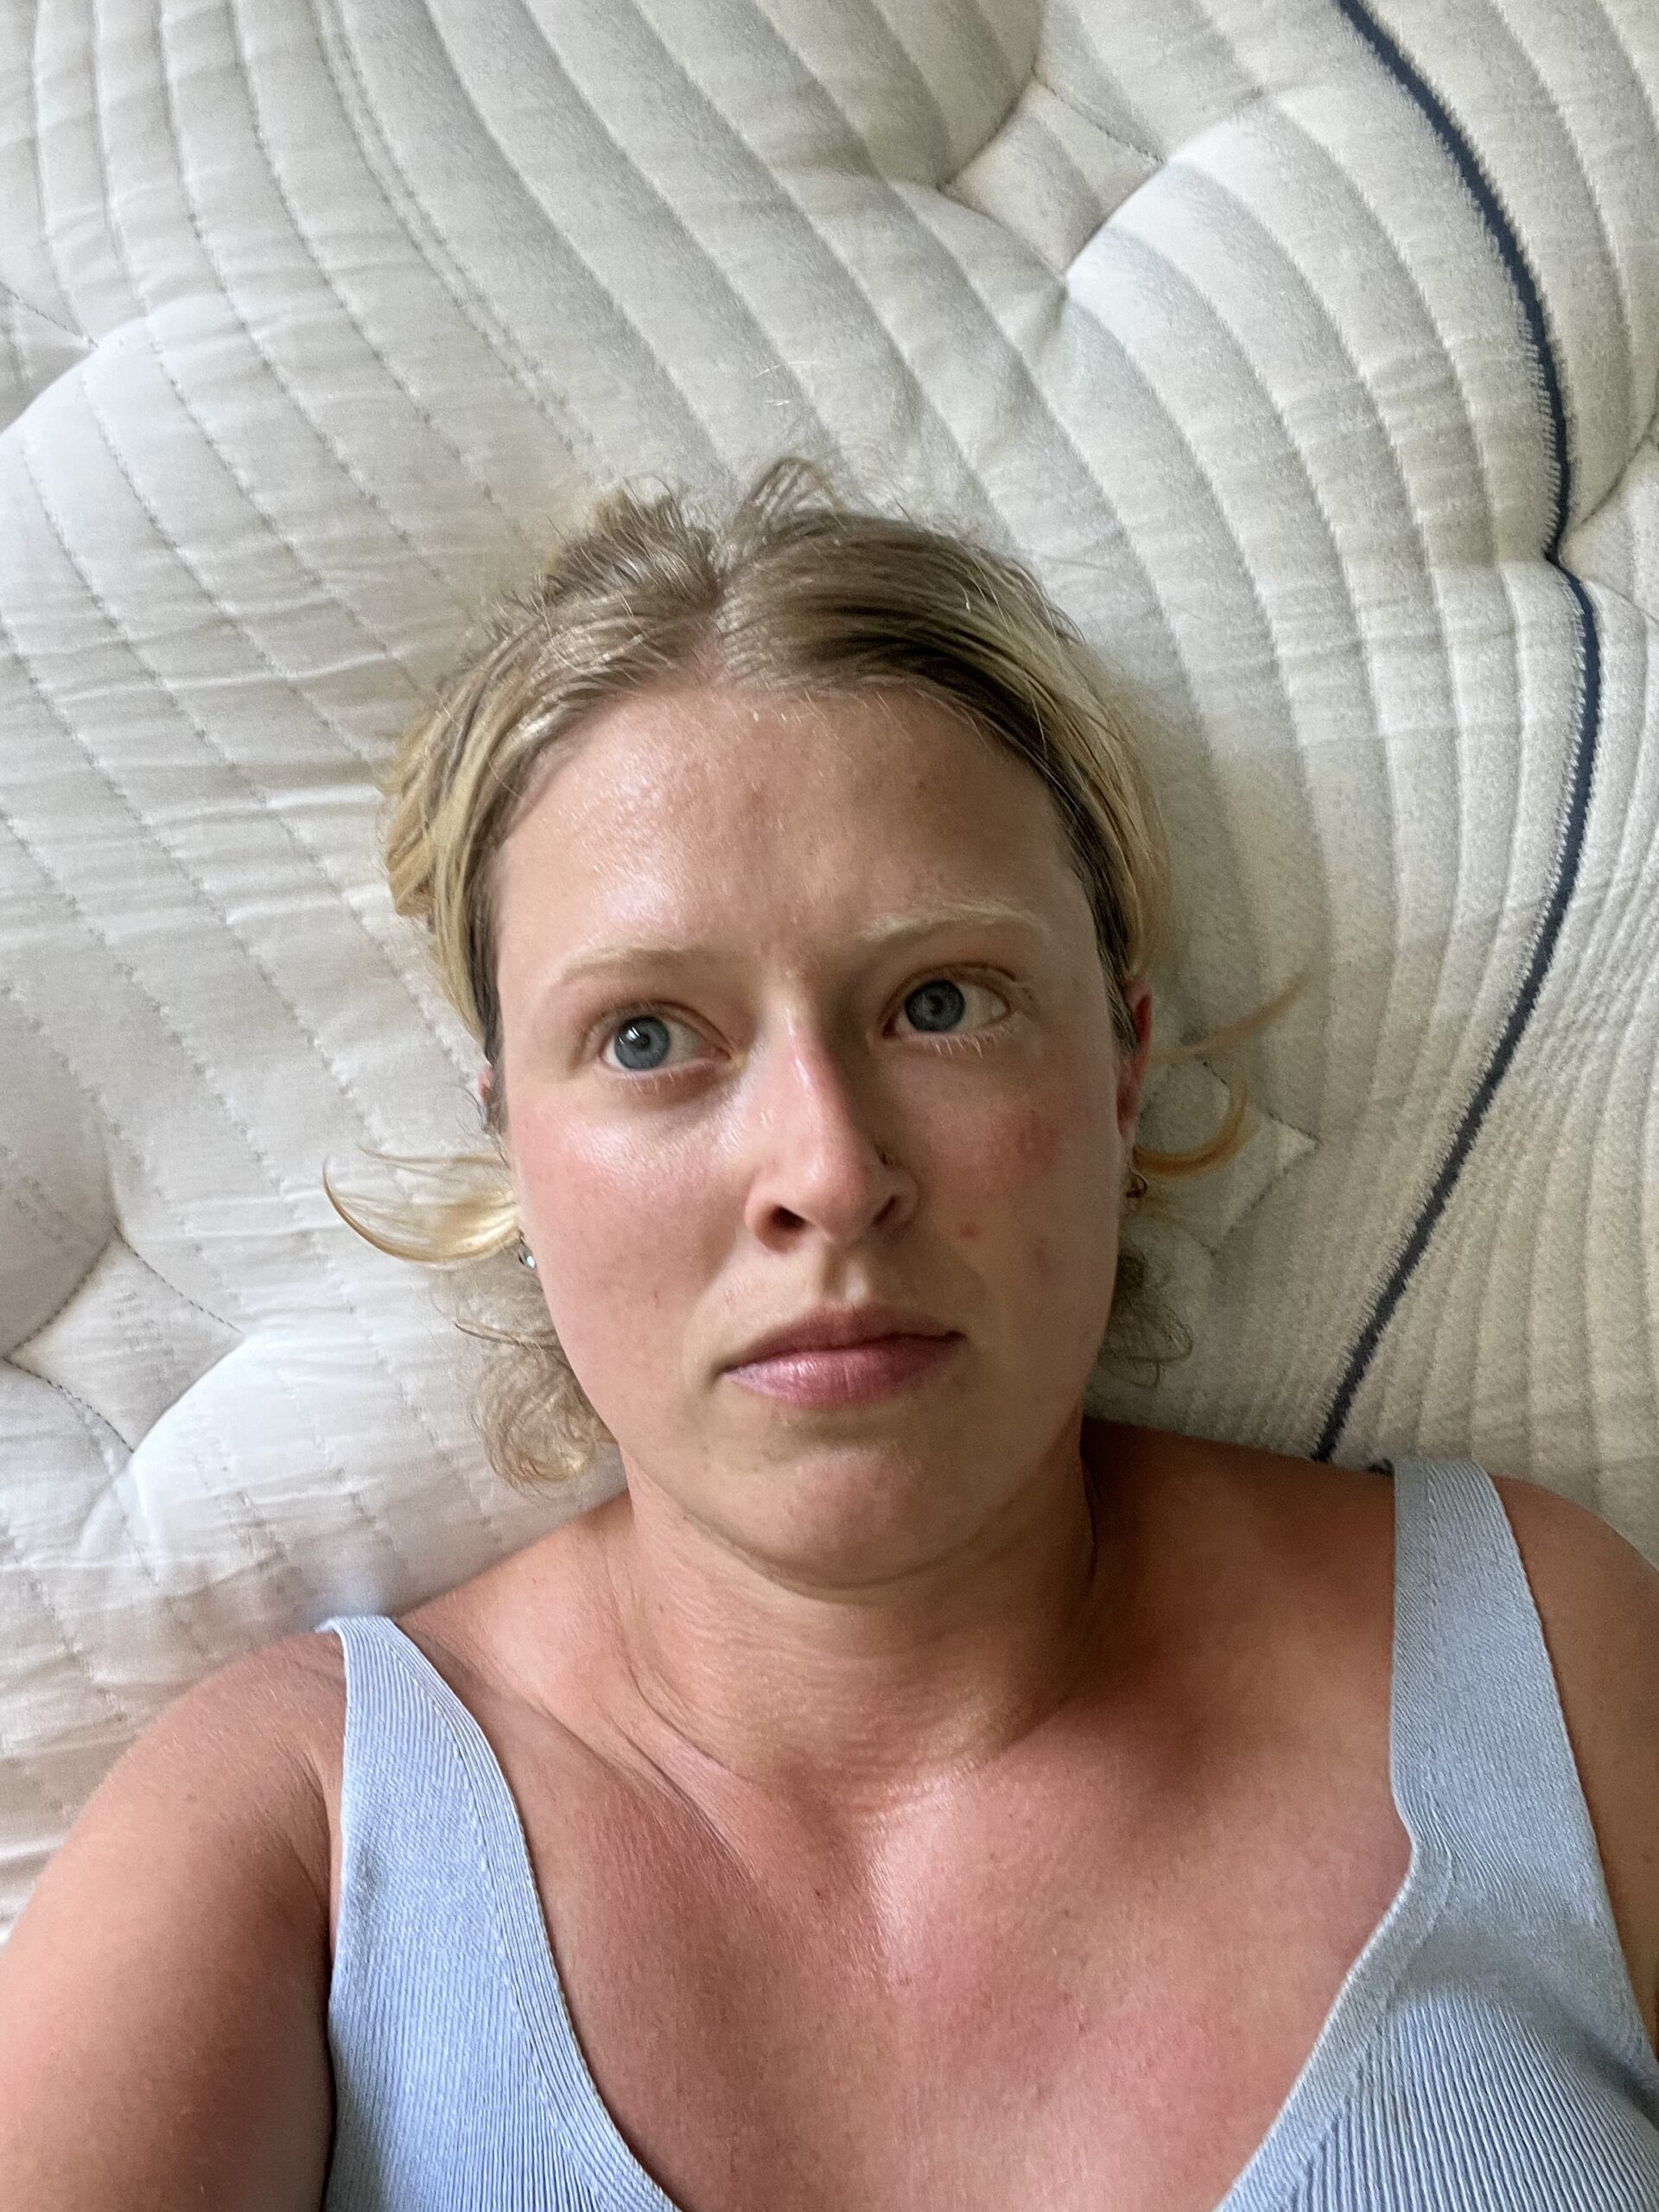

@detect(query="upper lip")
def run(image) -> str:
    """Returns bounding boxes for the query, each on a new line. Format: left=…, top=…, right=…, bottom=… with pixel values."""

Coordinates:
left=725, top=1305, right=957, bottom=1368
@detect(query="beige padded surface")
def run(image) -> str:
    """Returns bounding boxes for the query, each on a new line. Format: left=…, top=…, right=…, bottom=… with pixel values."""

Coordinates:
left=2, top=0, right=1656, bottom=1933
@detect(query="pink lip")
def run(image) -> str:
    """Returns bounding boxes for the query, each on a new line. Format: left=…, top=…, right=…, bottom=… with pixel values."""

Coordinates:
left=725, top=1333, right=962, bottom=1408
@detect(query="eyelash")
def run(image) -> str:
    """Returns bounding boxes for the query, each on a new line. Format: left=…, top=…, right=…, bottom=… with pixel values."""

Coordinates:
left=591, top=971, right=1020, bottom=1085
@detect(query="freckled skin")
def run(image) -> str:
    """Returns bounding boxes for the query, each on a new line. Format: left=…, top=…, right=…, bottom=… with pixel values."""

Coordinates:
left=487, top=678, right=1153, bottom=1594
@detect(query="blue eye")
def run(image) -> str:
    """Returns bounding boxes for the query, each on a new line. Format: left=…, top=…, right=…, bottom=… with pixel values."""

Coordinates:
left=602, top=1011, right=685, bottom=1074
left=904, top=978, right=966, bottom=1032
left=899, top=976, right=1009, bottom=1039
left=597, top=974, right=1013, bottom=1081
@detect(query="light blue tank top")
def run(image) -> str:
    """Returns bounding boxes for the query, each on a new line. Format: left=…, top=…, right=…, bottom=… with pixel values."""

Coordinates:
left=316, top=1457, right=1659, bottom=2209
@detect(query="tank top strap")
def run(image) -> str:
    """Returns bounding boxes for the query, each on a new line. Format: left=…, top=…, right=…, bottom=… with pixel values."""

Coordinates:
left=320, top=1612, right=481, bottom=1877
left=1374, top=1454, right=1656, bottom=2073
left=317, top=1609, right=566, bottom=1965
left=1380, top=1457, right=1581, bottom=1865
left=317, top=1610, right=671, bottom=2211
left=315, top=1611, right=513, bottom=2011
left=315, top=1612, right=584, bottom=2208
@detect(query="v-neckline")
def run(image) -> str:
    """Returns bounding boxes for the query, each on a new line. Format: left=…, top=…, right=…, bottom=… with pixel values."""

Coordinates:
left=377, top=1459, right=1451, bottom=2212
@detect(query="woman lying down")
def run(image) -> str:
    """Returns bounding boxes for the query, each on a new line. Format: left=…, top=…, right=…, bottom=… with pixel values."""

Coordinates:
left=4, top=458, right=1658, bottom=2211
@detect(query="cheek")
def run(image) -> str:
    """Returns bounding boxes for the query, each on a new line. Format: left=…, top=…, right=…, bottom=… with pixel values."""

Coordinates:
left=958, top=1098, right=1070, bottom=1198
left=951, top=1096, right=1114, bottom=1287
left=1002, top=1105, right=1067, bottom=1183
left=512, top=1116, right=701, bottom=1326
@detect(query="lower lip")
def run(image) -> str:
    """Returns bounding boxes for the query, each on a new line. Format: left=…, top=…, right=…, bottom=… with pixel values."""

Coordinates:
left=725, top=1334, right=962, bottom=1408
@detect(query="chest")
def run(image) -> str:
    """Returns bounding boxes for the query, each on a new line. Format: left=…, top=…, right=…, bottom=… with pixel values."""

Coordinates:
left=308, top=1452, right=1659, bottom=2209
left=377, top=1689, right=1413, bottom=2212
left=546, top=1778, right=1415, bottom=2212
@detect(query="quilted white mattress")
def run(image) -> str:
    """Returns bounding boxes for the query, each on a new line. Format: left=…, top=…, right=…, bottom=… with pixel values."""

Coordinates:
left=3, top=0, right=1656, bottom=1936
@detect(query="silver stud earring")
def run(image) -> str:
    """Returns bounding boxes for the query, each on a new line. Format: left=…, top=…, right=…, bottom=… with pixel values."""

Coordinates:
left=515, top=1237, right=537, bottom=1271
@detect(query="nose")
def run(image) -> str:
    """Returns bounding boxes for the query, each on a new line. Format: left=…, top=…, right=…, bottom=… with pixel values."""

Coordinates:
left=739, top=1021, right=912, bottom=1249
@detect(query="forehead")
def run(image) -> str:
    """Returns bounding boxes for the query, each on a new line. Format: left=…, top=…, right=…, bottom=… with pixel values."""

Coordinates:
left=493, top=681, right=1084, bottom=957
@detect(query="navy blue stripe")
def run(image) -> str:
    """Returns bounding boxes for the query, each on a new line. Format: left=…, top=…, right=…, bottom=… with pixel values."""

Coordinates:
left=1329, top=0, right=1571, bottom=556
left=1313, top=3, right=1601, bottom=1461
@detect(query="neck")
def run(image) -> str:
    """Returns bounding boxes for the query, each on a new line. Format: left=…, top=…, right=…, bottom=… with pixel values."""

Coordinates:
left=589, top=1417, right=1138, bottom=1840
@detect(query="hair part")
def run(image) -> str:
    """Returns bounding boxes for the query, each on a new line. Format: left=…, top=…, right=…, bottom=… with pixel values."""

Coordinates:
left=327, top=457, right=1305, bottom=1492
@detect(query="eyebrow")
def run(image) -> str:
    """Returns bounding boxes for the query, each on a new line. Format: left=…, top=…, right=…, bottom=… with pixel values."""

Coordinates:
left=543, top=899, right=1054, bottom=994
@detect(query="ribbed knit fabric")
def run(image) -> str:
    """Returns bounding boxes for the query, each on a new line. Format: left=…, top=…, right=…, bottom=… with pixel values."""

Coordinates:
left=317, top=1458, right=1659, bottom=2209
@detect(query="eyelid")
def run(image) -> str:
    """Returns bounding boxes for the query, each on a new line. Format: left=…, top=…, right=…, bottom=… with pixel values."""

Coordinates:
left=591, top=966, right=1022, bottom=1077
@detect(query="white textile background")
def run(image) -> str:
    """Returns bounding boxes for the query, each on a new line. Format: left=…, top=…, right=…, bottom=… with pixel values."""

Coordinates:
left=2, top=0, right=1656, bottom=1935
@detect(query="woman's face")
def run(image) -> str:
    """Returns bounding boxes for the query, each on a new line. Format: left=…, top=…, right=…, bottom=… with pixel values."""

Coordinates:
left=489, top=680, right=1153, bottom=1581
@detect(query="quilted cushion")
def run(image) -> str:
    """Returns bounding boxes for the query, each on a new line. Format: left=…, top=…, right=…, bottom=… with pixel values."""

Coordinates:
left=2, top=0, right=1656, bottom=1935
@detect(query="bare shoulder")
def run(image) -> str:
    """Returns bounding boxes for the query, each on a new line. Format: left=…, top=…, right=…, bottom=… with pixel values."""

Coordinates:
left=1484, top=1472, right=1659, bottom=1784
left=1173, top=1436, right=1659, bottom=2037
left=1485, top=1469, right=1659, bottom=1618
left=37, top=1629, right=340, bottom=1834
left=1484, top=1476, right=1659, bottom=1761
left=1221, top=1446, right=1659, bottom=1823
left=0, top=1632, right=349, bottom=2207
left=19, top=1628, right=347, bottom=1923
left=165, top=1628, right=347, bottom=1916
left=1487, top=1474, right=1659, bottom=2027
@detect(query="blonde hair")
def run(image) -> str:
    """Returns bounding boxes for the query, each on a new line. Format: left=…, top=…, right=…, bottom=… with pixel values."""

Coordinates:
left=328, top=458, right=1305, bottom=1493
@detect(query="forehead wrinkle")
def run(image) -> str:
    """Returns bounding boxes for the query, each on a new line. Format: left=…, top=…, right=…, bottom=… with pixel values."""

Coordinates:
left=542, top=899, right=1056, bottom=995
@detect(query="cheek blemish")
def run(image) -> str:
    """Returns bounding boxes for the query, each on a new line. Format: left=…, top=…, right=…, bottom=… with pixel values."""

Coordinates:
left=1007, top=1110, right=1065, bottom=1181
left=958, top=1219, right=981, bottom=1242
